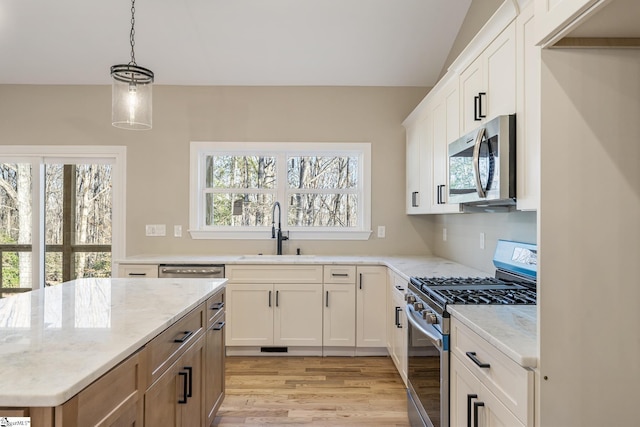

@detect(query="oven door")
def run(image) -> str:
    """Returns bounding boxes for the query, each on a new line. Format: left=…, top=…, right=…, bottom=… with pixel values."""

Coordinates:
left=405, top=305, right=449, bottom=427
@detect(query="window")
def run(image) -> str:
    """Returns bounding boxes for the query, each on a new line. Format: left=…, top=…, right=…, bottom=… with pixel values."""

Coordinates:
left=0, top=147, right=126, bottom=293
left=190, top=142, right=371, bottom=240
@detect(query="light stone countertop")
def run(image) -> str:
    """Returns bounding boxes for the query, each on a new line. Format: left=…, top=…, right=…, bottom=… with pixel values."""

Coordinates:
left=119, top=254, right=537, bottom=367
left=447, top=304, right=537, bottom=368
left=0, top=277, right=226, bottom=407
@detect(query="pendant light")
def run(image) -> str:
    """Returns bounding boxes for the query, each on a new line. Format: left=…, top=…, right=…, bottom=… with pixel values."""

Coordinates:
left=110, top=0, right=154, bottom=130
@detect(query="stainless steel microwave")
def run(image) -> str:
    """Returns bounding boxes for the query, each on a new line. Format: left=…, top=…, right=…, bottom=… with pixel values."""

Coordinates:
left=448, top=114, right=516, bottom=208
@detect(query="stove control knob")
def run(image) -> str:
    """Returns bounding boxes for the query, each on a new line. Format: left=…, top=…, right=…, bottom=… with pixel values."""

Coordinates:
left=413, top=302, right=424, bottom=311
left=406, top=294, right=416, bottom=303
left=423, top=311, right=438, bottom=324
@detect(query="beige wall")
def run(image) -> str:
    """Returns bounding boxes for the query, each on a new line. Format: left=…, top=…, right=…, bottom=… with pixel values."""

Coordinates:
left=0, top=84, right=435, bottom=257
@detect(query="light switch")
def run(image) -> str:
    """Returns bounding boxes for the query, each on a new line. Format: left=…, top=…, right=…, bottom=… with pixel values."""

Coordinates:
left=377, top=225, right=386, bottom=238
left=145, top=224, right=166, bottom=237
left=174, top=225, right=182, bottom=237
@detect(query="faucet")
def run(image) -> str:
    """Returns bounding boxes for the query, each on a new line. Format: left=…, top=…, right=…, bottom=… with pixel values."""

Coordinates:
left=271, top=201, right=288, bottom=255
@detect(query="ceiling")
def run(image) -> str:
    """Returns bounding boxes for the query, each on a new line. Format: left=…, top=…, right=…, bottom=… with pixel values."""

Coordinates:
left=0, top=0, right=472, bottom=87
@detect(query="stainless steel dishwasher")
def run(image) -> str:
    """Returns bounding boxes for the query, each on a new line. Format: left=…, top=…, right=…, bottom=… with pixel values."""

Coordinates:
left=158, top=264, right=225, bottom=278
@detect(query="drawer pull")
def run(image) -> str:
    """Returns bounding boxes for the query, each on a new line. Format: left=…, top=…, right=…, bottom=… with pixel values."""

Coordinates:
left=210, top=302, right=224, bottom=310
left=473, top=401, right=485, bottom=427
left=128, top=272, right=146, bottom=276
left=467, top=394, right=478, bottom=427
left=173, top=330, right=194, bottom=343
left=178, top=371, right=188, bottom=404
left=395, top=306, right=402, bottom=328
left=331, top=273, right=349, bottom=277
left=213, top=321, right=225, bottom=331
left=466, top=351, right=491, bottom=368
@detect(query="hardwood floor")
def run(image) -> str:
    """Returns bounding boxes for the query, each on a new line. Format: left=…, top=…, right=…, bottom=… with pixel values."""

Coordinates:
left=213, top=356, right=410, bottom=426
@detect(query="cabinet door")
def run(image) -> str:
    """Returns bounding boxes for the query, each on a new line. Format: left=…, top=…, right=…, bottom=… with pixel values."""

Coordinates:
left=145, top=360, right=181, bottom=426
left=535, top=0, right=601, bottom=45
left=450, top=354, right=482, bottom=427
left=406, top=113, right=431, bottom=214
left=274, top=283, right=323, bottom=346
left=460, top=57, right=485, bottom=134
left=117, top=264, right=158, bottom=278
left=356, top=266, right=387, bottom=347
left=516, top=2, right=540, bottom=211
left=390, top=285, right=407, bottom=383
left=226, top=284, right=274, bottom=346
left=485, top=23, right=516, bottom=120
left=205, top=313, right=225, bottom=426
left=323, top=283, right=356, bottom=347
left=179, top=337, right=204, bottom=427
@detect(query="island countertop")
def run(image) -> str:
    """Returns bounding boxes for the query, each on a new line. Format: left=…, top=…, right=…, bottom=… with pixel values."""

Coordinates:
left=0, top=277, right=227, bottom=407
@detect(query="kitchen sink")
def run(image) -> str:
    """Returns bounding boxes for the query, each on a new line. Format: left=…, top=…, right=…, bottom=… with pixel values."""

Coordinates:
left=238, top=254, right=316, bottom=261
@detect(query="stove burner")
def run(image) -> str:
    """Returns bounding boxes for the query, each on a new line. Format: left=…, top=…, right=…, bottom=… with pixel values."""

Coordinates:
left=409, top=276, right=536, bottom=308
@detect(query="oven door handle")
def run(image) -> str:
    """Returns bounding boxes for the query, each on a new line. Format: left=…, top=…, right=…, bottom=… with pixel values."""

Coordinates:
left=405, top=305, right=443, bottom=349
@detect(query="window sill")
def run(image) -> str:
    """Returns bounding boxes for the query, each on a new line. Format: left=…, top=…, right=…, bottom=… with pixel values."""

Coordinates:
left=188, top=229, right=373, bottom=241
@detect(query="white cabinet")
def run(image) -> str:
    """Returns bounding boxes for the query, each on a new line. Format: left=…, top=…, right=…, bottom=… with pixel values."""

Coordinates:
left=225, top=265, right=324, bottom=354
left=450, top=317, right=534, bottom=426
left=405, top=112, right=432, bottom=214
left=515, top=2, right=541, bottom=211
left=356, top=266, right=387, bottom=350
left=430, top=76, right=462, bottom=214
left=535, top=0, right=602, bottom=45
left=323, top=266, right=356, bottom=350
left=387, top=270, right=407, bottom=385
left=460, top=22, right=517, bottom=134
left=117, top=263, right=158, bottom=278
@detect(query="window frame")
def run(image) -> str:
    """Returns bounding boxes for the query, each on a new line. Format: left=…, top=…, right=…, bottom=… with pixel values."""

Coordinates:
left=0, top=146, right=126, bottom=289
left=189, top=141, right=372, bottom=240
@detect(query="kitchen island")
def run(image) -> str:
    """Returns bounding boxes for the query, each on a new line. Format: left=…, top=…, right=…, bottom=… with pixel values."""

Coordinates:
left=0, top=277, right=227, bottom=426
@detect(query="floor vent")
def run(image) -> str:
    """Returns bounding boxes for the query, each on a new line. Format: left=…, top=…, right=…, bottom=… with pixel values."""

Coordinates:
left=260, top=347, right=288, bottom=353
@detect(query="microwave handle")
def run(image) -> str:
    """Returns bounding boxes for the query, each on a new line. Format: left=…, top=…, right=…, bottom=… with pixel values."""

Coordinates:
left=472, top=127, right=487, bottom=198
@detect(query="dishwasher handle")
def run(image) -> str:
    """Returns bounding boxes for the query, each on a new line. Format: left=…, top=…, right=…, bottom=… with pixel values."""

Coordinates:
left=158, top=265, right=225, bottom=278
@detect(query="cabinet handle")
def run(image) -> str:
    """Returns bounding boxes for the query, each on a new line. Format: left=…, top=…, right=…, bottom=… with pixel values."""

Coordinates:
left=185, top=366, right=193, bottom=398
left=478, top=92, right=486, bottom=119
left=466, top=351, right=491, bottom=368
left=325, top=291, right=329, bottom=307
left=467, top=394, right=478, bottom=427
left=210, top=302, right=224, bottom=310
left=331, top=273, right=349, bottom=277
left=213, top=321, right=225, bottom=331
left=395, top=285, right=404, bottom=291
left=395, top=306, right=402, bottom=328
left=411, top=191, right=419, bottom=207
left=128, top=272, right=147, bottom=276
left=474, top=95, right=480, bottom=121
left=173, top=330, right=194, bottom=343
left=359, top=273, right=363, bottom=290
left=276, top=290, right=279, bottom=307
left=269, top=290, right=272, bottom=307
left=473, top=401, right=485, bottom=427
left=178, top=371, right=188, bottom=404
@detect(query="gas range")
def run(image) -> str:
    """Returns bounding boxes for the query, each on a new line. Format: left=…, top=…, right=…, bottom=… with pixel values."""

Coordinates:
left=405, top=240, right=537, bottom=332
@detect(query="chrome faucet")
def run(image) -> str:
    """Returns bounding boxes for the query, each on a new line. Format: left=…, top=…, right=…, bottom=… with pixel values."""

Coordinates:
left=271, top=201, right=288, bottom=255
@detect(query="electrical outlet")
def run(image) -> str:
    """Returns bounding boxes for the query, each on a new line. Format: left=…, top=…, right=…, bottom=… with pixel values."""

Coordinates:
left=174, top=225, right=182, bottom=237
left=480, top=232, right=485, bottom=249
left=145, top=224, right=166, bottom=237
left=442, top=228, right=447, bottom=241
left=377, top=225, right=386, bottom=238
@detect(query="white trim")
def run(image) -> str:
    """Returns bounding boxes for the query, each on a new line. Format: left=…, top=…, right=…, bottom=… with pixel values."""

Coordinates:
left=0, top=146, right=127, bottom=285
left=189, top=141, right=371, bottom=240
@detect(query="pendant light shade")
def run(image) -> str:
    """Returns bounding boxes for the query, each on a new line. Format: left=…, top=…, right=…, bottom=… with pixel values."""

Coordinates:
left=111, top=0, right=154, bottom=130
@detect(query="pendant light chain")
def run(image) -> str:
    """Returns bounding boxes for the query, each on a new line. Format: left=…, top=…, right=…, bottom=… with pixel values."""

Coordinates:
left=129, top=0, right=137, bottom=66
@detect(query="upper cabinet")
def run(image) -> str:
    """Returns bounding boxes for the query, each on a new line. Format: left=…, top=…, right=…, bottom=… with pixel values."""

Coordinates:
left=460, top=22, right=517, bottom=135
left=535, top=0, right=601, bottom=45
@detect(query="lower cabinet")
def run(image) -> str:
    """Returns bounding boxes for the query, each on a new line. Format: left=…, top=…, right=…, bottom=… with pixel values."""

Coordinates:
left=449, top=317, right=534, bottom=427
left=356, top=266, right=387, bottom=350
left=387, top=270, right=407, bottom=385
left=145, top=336, right=205, bottom=427
left=226, top=282, right=323, bottom=348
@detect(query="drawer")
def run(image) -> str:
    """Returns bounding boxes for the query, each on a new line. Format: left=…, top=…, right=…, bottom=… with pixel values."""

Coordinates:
left=226, top=265, right=323, bottom=283
left=146, top=303, right=205, bottom=386
left=323, top=266, right=356, bottom=284
left=206, top=289, right=225, bottom=328
left=390, top=271, right=408, bottom=292
left=118, top=264, right=158, bottom=278
left=450, top=318, right=533, bottom=425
